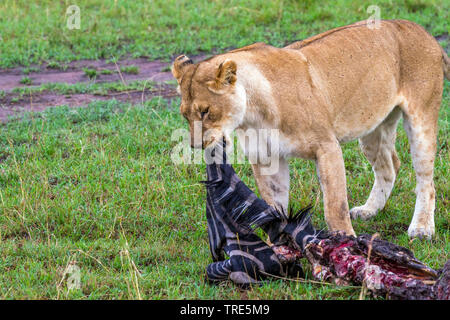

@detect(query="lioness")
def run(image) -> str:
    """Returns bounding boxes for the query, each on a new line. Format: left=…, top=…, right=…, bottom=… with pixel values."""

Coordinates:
left=172, top=20, right=449, bottom=239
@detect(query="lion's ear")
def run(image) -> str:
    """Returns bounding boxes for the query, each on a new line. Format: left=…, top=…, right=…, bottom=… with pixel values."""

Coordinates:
left=171, top=55, right=193, bottom=83
left=207, top=60, right=237, bottom=94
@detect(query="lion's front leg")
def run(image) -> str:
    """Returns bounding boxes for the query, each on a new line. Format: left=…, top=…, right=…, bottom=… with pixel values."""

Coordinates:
left=251, top=157, right=290, bottom=213
left=315, top=140, right=356, bottom=236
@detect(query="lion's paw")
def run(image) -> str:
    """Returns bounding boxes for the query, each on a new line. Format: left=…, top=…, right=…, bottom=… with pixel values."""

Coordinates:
left=408, top=225, right=435, bottom=240
left=349, top=206, right=378, bottom=221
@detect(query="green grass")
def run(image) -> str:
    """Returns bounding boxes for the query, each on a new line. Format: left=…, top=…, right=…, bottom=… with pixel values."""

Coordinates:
left=83, top=68, right=98, bottom=79
left=0, top=0, right=448, bottom=300
left=100, top=69, right=114, bottom=75
left=120, top=65, right=139, bottom=75
left=22, top=67, right=40, bottom=75
left=47, top=61, right=67, bottom=70
left=11, top=79, right=156, bottom=97
left=0, top=0, right=448, bottom=68
left=19, top=76, right=32, bottom=85
left=0, top=81, right=448, bottom=299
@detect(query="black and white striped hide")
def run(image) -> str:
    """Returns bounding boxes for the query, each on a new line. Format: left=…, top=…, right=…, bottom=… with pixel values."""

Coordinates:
left=203, top=141, right=303, bottom=286
left=263, top=207, right=327, bottom=252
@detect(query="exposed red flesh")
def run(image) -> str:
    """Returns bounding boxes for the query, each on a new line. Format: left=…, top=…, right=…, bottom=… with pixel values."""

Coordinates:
left=274, top=233, right=449, bottom=300
left=272, top=245, right=303, bottom=264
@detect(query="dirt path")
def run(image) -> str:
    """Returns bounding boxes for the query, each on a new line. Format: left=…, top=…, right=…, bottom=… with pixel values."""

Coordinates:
left=0, top=58, right=175, bottom=92
left=0, top=84, right=178, bottom=122
left=0, top=54, right=215, bottom=122
left=0, top=57, right=193, bottom=122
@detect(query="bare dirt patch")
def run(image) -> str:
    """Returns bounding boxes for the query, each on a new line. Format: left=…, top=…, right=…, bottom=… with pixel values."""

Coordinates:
left=0, top=58, right=174, bottom=92
left=0, top=55, right=214, bottom=122
left=0, top=84, right=177, bottom=122
left=0, top=58, right=185, bottom=122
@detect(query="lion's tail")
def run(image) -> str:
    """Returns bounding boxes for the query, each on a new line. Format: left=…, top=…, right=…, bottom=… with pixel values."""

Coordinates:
left=442, top=47, right=450, bottom=80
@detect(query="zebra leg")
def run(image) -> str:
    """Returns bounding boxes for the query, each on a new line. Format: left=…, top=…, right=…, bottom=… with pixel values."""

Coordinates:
left=206, top=260, right=232, bottom=283
left=228, top=255, right=263, bottom=289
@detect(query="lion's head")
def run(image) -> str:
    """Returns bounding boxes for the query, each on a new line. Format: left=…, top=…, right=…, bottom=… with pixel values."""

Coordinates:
left=171, top=55, right=246, bottom=149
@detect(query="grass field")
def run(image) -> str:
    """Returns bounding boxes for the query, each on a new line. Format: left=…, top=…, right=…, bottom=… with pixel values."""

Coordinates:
left=0, top=0, right=448, bottom=299
left=0, top=88, right=448, bottom=299
left=0, top=0, right=448, bottom=68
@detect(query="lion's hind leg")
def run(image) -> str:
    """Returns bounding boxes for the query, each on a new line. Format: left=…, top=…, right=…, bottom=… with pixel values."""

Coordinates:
left=401, top=96, right=441, bottom=240
left=350, top=107, right=402, bottom=221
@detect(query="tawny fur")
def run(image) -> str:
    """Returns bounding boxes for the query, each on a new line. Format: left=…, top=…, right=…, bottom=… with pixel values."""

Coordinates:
left=172, top=20, right=448, bottom=239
